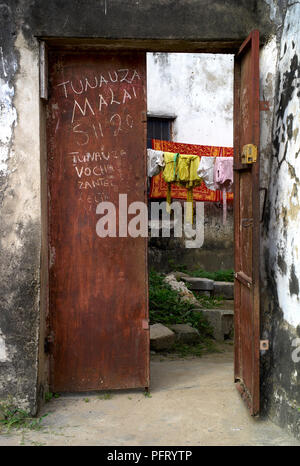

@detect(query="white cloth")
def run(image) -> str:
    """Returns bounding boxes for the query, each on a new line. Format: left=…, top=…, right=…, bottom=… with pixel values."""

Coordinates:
left=147, top=149, right=165, bottom=177
left=197, top=156, right=216, bottom=191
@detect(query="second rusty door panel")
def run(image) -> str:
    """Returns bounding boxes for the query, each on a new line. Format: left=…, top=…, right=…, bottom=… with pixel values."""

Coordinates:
left=47, top=52, right=149, bottom=392
left=234, top=30, right=260, bottom=415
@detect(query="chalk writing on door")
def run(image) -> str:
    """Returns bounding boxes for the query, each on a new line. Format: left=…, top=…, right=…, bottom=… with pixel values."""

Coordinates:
left=52, top=66, right=143, bottom=212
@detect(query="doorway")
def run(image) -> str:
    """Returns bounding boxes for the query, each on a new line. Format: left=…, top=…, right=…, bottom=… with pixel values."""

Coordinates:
left=44, top=30, right=260, bottom=415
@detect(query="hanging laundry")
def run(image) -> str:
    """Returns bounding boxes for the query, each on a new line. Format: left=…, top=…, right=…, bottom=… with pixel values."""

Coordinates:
left=147, top=149, right=165, bottom=177
left=213, top=157, right=233, bottom=225
left=176, top=154, right=202, bottom=224
left=213, top=157, right=233, bottom=191
left=150, top=139, right=234, bottom=203
left=162, top=152, right=180, bottom=212
left=162, top=152, right=202, bottom=223
left=197, top=156, right=216, bottom=191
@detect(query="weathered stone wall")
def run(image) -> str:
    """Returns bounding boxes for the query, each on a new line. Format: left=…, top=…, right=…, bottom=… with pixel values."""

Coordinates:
left=148, top=202, right=234, bottom=273
left=260, top=0, right=300, bottom=440
left=0, top=5, right=41, bottom=413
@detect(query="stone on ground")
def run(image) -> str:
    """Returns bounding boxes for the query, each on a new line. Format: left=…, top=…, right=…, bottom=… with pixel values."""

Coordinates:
left=172, top=271, right=191, bottom=281
left=168, top=323, right=200, bottom=344
left=182, top=276, right=214, bottom=292
left=213, top=281, right=234, bottom=299
left=164, top=273, right=198, bottom=304
left=150, top=323, right=176, bottom=351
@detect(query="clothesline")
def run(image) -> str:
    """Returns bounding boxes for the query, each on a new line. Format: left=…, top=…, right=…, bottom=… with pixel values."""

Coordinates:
left=148, top=140, right=234, bottom=225
left=149, top=139, right=234, bottom=204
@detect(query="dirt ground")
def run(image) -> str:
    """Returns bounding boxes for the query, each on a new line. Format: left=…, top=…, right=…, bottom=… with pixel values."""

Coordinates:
left=0, top=344, right=299, bottom=446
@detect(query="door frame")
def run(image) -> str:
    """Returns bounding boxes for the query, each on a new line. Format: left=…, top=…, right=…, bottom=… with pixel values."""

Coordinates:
left=38, top=36, right=261, bottom=412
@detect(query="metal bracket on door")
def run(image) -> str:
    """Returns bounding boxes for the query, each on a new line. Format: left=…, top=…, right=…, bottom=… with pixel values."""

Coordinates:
left=259, top=100, right=270, bottom=111
left=241, top=144, right=257, bottom=164
left=260, top=340, right=269, bottom=351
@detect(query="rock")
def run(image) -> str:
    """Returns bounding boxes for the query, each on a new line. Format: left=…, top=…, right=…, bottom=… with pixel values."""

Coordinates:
left=150, top=324, right=176, bottom=351
left=168, top=324, right=200, bottom=344
left=164, top=273, right=198, bottom=304
left=213, top=281, right=234, bottom=299
left=172, top=271, right=191, bottom=281
left=194, top=309, right=234, bottom=341
left=182, top=277, right=214, bottom=291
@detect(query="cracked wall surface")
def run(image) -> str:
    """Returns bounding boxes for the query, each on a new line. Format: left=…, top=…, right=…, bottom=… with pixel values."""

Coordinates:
left=260, top=0, right=300, bottom=440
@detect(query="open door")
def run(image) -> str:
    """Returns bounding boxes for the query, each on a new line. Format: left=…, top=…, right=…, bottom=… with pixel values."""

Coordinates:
left=233, top=30, right=260, bottom=415
left=46, top=51, right=149, bottom=392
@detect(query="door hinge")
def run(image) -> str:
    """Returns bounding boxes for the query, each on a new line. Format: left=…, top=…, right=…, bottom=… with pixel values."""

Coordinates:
left=142, top=319, right=149, bottom=330
left=44, top=332, right=54, bottom=353
left=241, top=144, right=257, bottom=164
left=141, top=111, right=147, bottom=123
left=260, top=340, right=269, bottom=351
left=259, top=100, right=270, bottom=111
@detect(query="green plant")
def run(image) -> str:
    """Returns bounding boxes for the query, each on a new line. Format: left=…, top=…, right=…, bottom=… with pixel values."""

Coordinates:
left=189, top=268, right=234, bottom=283
left=167, top=259, right=188, bottom=273
left=149, top=269, right=213, bottom=337
left=45, top=392, right=60, bottom=403
left=193, top=292, right=223, bottom=309
left=97, top=392, right=112, bottom=400
left=144, top=391, right=152, bottom=398
left=84, top=398, right=90, bottom=403
left=0, top=399, right=48, bottom=432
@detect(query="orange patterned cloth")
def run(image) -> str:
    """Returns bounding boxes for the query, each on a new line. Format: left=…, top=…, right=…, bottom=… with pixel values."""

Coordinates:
left=150, top=139, right=234, bottom=202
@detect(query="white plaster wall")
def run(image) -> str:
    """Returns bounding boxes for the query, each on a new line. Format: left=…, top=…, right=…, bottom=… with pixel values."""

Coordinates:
left=266, top=3, right=300, bottom=328
left=0, top=32, right=41, bottom=409
left=147, top=52, right=234, bottom=147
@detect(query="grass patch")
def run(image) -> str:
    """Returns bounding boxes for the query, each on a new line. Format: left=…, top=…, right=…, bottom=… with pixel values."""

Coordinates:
left=163, top=339, right=223, bottom=358
left=0, top=398, right=48, bottom=432
left=193, top=293, right=223, bottom=309
left=189, top=268, right=234, bottom=283
left=149, top=269, right=213, bottom=337
left=97, top=392, right=113, bottom=400
left=45, top=392, right=60, bottom=403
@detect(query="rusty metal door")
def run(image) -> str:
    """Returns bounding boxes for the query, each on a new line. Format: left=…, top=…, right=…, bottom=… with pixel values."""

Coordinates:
left=233, top=30, right=260, bottom=415
left=46, top=51, right=149, bottom=392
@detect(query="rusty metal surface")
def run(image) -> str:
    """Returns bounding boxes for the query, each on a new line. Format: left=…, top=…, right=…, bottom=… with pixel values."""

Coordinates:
left=46, top=51, right=149, bottom=392
left=234, top=30, right=260, bottom=415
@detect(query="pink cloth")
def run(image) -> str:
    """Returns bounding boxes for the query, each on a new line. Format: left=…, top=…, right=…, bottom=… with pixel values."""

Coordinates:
left=213, top=157, right=234, bottom=224
left=213, top=157, right=233, bottom=192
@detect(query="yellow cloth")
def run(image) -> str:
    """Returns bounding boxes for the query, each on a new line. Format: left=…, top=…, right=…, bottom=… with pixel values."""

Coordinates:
left=162, top=152, right=202, bottom=222
left=162, top=152, right=179, bottom=183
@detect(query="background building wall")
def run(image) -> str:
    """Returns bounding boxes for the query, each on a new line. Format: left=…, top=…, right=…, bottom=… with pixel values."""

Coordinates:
left=147, top=52, right=234, bottom=272
left=147, top=53, right=234, bottom=146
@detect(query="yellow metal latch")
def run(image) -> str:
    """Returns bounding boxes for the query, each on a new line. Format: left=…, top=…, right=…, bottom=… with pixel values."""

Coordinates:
left=241, top=144, right=257, bottom=164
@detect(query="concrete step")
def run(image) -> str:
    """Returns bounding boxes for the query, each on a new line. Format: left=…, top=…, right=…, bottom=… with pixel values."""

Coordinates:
left=182, top=276, right=214, bottom=291
left=193, top=308, right=234, bottom=341
left=167, top=323, right=200, bottom=344
left=213, top=281, right=234, bottom=299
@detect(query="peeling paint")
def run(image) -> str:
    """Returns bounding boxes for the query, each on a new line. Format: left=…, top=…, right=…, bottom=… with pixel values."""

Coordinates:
left=0, top=79, right=17, bottom=174
left=0, top=331, right=8, bottom=362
